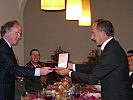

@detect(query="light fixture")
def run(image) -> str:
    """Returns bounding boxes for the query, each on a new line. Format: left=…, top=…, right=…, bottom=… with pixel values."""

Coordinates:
left=66, top=0, right=82, bottom=20
left=79, top=0, right=91, bottom=26
left=41, top=0, right=65, bottom=10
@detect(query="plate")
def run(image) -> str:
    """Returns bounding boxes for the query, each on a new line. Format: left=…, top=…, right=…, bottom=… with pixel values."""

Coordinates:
left=33, top=98, right=45, bottom=100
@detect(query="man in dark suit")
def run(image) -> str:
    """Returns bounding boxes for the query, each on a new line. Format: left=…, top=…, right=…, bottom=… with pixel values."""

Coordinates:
left=56, top=19, right=133, bottom=100
left=0, top=20, right=53, bottom=100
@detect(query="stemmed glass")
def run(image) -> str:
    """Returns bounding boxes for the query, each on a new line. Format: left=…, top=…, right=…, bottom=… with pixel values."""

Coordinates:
left=45, top=96, right=52, bottom=100
left=73, top=84, right=82, bottom=98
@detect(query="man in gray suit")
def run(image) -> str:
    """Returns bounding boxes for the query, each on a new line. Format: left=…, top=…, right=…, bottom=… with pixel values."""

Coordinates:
left=56, top=19, right=133, bottom=100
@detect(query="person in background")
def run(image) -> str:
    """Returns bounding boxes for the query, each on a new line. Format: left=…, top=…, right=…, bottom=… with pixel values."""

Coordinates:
left=56, top=19, right=133, bottom=100
left=0, top=20, right=53, bottom=100
left=127, top=50, right=133, bottom=85
left=24, top=49, right=47, bottom=93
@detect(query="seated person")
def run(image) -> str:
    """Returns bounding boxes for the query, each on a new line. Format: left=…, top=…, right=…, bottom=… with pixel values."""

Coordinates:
left=24, top=49, right=47, bottom=93
left=127, top=50, right=133, bottom=85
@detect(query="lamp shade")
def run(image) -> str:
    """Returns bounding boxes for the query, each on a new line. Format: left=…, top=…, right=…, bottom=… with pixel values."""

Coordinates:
left=79, top=0, right=91, bottom=26
left=66, top=0, right=82, bottom=20
left=41, top=0, right=65, bottom=10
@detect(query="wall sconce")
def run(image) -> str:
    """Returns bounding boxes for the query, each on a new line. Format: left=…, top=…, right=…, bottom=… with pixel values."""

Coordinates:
left=66, top=0, right=82, bottom=20
left=79, top=0, right=91, bottom=26
left=41, top=0, right=65, bottom=10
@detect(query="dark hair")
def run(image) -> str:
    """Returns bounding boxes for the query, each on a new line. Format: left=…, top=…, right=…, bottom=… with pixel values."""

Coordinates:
left=0, top=20, right=20, bottom=37
left=94, top=19, right=114, bottom=37
left=30, top=49, right=40, bottom=55
left=127, top=50, right=133, bottom=54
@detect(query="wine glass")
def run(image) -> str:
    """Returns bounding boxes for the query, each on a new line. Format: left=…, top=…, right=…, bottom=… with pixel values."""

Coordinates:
left=45, top=96, right=52, bottom=100
left=73, top=84, right=80, bottom=98
left=45, top=92, right=52, bottom=100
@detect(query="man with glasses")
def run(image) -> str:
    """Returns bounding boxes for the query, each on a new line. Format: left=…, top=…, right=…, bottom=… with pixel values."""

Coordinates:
left=24, top=49, right=47, bottom=93
left=0, top=20, right=53, bottom=100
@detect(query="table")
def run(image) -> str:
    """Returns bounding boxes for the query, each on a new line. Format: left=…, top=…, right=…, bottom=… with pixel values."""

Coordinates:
left=22, top=85, right=101, bottom=100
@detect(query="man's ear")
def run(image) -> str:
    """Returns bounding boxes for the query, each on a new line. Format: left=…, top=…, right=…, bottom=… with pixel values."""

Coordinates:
left=102, top=31, right=106, bottom=36
left=103, top=31, right=109, bottom=39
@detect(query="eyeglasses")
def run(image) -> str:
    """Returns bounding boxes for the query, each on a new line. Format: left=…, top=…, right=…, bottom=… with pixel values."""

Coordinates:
left=31, top=54, right=40, bottom=57
left=16, top=32, right=22, bottom=38
left=10, top=28, right=22, bottom=38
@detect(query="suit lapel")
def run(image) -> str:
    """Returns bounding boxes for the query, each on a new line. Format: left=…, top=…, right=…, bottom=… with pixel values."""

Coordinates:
left=1, top=38, right=17, bottom=63
left=10, top=47, right=17, bottom=62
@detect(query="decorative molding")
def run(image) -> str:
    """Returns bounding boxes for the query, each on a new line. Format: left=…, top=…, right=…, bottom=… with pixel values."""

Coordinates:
left=16, top=0, right=27, bottom=13
left=18, top=0, right=23, bottom=10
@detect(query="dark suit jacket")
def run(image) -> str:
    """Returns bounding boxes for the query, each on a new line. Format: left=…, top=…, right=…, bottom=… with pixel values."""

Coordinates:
left=0, top=38, right=35, bottom=100
left=71, top=39, right=133, bottom=100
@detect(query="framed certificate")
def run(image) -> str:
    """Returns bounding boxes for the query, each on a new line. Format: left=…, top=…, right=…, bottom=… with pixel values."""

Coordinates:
left=58, top=53, right=69, bottom=68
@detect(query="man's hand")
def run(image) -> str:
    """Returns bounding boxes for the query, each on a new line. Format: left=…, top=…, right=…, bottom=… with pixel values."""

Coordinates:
left=54, top=63, right=73, bottom=76
left=68, top=63, right=73, bottom=70
left=40, top=67, right=53, bottom=75
left=55, top=67, right=70, bottom=76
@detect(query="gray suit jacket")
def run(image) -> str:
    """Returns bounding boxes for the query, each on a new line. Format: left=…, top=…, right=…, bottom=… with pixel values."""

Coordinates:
left=71, top=39, right=133, bottom=100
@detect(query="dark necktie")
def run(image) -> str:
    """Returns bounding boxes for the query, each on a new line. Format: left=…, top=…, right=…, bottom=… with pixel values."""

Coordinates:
left=10, top=47, right=17, bottom=62
left=101, top=50, right=103, bottom=54
left=10, top=47, right=14, bottom=55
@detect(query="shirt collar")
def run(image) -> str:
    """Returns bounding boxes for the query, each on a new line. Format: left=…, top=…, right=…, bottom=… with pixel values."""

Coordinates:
left=3, top=37, right=12, bottom=48
left=101, top=37, right=113, bottom=51
left=31, top=61, right=38, bottom=67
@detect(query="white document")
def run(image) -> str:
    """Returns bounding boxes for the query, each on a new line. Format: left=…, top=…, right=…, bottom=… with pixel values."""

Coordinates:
left=58, top=53, right=69, bottom=68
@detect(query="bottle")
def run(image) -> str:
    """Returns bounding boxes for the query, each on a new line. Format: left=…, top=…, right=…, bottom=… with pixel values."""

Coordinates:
left=55, top=92, right=61, bottom=100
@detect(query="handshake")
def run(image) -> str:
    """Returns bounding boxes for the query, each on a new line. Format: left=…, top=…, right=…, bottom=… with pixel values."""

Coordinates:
left=40, top=63, right=73, bottom=76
